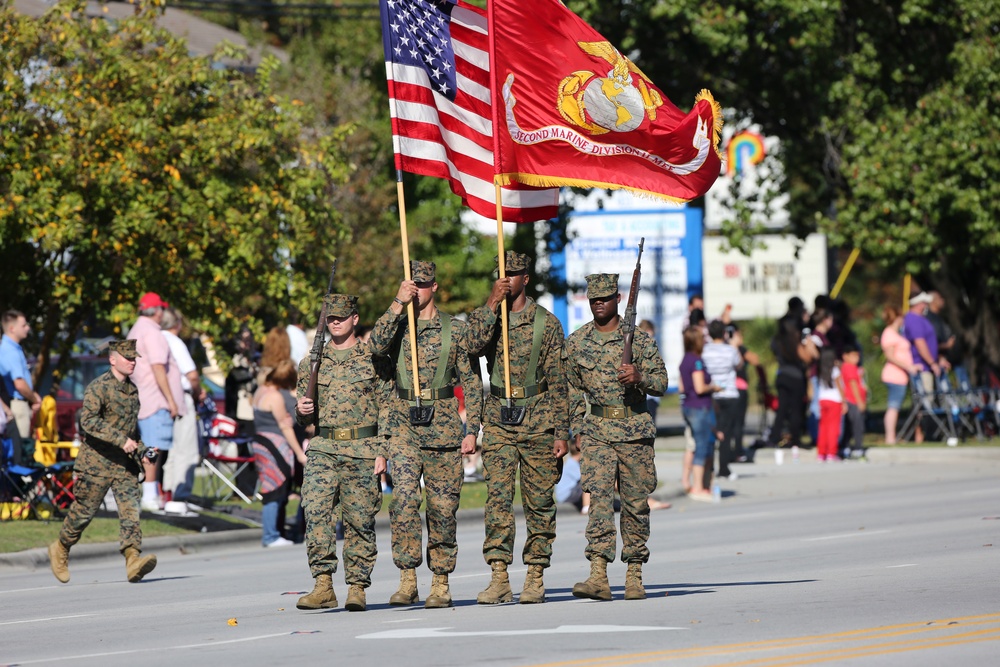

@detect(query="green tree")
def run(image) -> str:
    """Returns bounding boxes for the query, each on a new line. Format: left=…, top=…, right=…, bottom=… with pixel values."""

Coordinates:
left=831, top=2, right=1000, bottom=372
left=570, top=0, right=1000, bottom=373
left=0, top=0, right=353, bottom=381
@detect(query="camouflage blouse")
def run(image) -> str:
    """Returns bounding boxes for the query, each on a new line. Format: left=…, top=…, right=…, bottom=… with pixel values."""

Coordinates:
left=76, top=370, right=142, bottom=475
left=370, top=309, right=483, bottom=449
left=565, top=321, right=668, bottom=444
left=296, top=339, right=393, bottom=459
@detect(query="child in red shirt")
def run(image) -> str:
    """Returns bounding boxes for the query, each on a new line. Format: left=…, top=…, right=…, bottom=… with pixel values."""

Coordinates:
left=840, top=344, right=867, bottom=459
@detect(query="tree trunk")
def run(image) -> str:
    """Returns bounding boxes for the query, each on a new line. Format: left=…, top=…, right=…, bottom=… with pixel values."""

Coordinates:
left=932, top=264, right=1000, bottom=387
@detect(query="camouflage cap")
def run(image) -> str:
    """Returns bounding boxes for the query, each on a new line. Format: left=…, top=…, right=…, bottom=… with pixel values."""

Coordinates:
left=494, top=250, right=531, bottom=275
left=325, top=293, right=359, bottom=318
left=411, top=260, right=436, bottom=283
left=109, top=339, right=141, bottom=360
left=586, top=273, right=619, bottom=299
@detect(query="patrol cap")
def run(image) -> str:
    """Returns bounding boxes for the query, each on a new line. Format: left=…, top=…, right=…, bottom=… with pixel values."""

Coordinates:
left=325, top=294, right=359, bottom=318
left=109, top=339, right=141, bottom=360
left=411, top=260, right=436, bottom=283
left=586, top=273, right=620, bottom=299
left=494, top=251, right=531, bottom=275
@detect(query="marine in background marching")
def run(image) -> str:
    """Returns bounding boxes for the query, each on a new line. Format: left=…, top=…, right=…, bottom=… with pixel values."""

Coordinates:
left=294, top=293, right=393, bottom=612
left=48, top=339, right=158, bottom=584
left=464, top=251, right=569, bottom=605
left=565, top=273, right=668, bottom=601
left=370, top=260, right=483, bottom=609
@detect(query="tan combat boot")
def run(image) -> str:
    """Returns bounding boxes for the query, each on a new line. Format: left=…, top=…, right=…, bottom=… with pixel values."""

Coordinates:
left=389, top=568, right=420, bottom=605
left=519, top=564, right=546, bottom=604
left=296, top=574, right=338, bottom=609
left=572, top=556, right=612, bottom=601
left=48, top=541, right=70, bottom=583
left=425, top=573, right=453, bottom=609
left=624, top=562, right=646, bottom=600
left=124, top=548, right=157, bottom=583
left=345, top=584, right=367, bottom=612
left=476, top=560, right=513, bottom=604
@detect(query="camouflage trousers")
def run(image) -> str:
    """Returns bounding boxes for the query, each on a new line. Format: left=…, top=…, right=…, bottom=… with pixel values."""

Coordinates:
left=388, top=440, right=463, bottom=573
left=301, top=451, right=381, bottom=586
left=482, top=439, right=558, bottom=567
left=59, top=466, right=142, bottom=554
left=582, top=439, right=657, bottom=563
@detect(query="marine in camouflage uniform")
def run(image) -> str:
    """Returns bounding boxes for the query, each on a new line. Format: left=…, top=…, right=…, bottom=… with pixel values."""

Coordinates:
left=565, top=274, right=668, bottom=601
left=295, top=293, right=393, bottom=613
left=48, top=339, right=158, bottom=584
left=464, top=251, right=569, bottom=605
left=370, top=260, right=483, bottom=609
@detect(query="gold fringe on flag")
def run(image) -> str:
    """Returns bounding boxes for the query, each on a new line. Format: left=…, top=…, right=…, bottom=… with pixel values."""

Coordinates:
left=494, top=173, right=694, bottom=205
left=695, top=88, right=725, bottom=162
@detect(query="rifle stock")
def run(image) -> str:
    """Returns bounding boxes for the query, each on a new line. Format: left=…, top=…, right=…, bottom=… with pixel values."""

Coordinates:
left=304, top=261, right=338, bottom=413
left=620, top=238, right=644, bottom=366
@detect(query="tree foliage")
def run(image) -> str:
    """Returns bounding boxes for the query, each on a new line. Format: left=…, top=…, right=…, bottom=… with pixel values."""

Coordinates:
left=0, top=0, right=353, bottom=379
left=569, top=0, right=1000, bottom=372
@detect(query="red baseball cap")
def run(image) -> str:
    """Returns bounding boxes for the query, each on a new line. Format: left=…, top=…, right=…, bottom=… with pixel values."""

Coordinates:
left=138, top=292, right=167, bottom=309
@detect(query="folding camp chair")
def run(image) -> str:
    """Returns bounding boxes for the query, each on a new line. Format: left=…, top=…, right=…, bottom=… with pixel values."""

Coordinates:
left=198, top=401, right=256, bottom=504
left=898, top=374, right=957, bottom=442
left=34, top=396, right=78, bottom=509
left=1, top=437, right=55, bottom=521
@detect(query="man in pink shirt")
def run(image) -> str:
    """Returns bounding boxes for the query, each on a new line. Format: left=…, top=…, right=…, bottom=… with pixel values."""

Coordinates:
left=128, top=292, right=185, bottom=511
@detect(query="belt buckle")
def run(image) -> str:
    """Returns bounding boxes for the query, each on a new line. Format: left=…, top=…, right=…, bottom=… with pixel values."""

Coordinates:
left=335, top=428, right=351, bottom=440
left=511, top=386, right=524, bottom=399
left=609, top=407, right=625, bottom=419
left=420, top=388, right=432, bottom=400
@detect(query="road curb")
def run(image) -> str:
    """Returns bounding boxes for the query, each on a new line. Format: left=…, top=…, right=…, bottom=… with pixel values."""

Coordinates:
left=0, top=528, right=263, bottom=572
left=6, top=445, right=993, bottom=572
left=865, top=445, right=1000, bottom=464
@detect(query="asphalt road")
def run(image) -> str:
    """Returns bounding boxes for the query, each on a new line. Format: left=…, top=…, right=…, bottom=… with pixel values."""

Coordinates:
left=2, top=449, right=999, bottom=667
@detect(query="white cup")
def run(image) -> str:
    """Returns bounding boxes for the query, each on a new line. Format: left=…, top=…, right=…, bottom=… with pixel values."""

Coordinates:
left=774, top=449, right=785, bottom=465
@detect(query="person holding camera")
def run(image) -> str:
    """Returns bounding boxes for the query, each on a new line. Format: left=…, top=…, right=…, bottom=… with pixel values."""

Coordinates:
left=48, top=340, right=158, bottom=584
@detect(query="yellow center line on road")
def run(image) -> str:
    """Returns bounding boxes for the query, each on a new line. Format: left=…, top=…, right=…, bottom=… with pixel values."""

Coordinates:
left=524, top=613, right=1000, bottom=667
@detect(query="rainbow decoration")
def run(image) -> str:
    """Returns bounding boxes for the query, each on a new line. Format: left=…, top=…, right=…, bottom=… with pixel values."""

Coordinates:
left=726, top=130, right=766, bottom=176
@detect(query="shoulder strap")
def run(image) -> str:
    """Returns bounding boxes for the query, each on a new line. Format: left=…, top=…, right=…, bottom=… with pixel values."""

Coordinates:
left=527, top=307, right=547, bottom=384
left=429, top=315, right=453, bottom=388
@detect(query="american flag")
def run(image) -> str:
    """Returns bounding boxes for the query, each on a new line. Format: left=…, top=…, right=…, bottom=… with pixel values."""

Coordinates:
left=379, top=0, right=559, bottom=223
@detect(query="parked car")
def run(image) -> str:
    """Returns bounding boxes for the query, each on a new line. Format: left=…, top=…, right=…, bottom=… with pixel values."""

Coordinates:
left=35, top=354, right=226, bottom=440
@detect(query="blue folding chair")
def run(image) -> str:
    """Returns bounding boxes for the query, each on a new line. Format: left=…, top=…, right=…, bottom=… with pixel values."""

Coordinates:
left=898, top=374, right=957, bottom=442
left=1, top=437, right=55, bottom=521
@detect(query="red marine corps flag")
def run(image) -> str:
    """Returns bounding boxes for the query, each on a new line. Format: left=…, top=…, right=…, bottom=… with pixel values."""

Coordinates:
left=488, top=0, right=723, bottom=203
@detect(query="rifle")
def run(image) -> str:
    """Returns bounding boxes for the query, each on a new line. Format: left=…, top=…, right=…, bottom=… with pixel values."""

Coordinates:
left=620, top=238, right=644, bottom=366
left=304, top=261, right=338, bottom=417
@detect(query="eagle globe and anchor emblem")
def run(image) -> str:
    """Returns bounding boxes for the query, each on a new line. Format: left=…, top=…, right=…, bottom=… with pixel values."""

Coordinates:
left=500, top=39, right=717, bottom=177
left=557, top=41, right=664, bottom=135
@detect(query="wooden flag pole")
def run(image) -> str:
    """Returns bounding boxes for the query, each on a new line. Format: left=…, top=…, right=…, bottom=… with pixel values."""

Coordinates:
left=396, top=177, right=424, bottom=405
left=902, top=273, right=912, bottom=313
left=495, top=180, right=513, bottom=400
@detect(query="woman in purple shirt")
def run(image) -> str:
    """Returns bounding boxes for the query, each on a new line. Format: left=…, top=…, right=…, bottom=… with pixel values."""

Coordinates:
left=679, top=326, right=722, bottom=502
